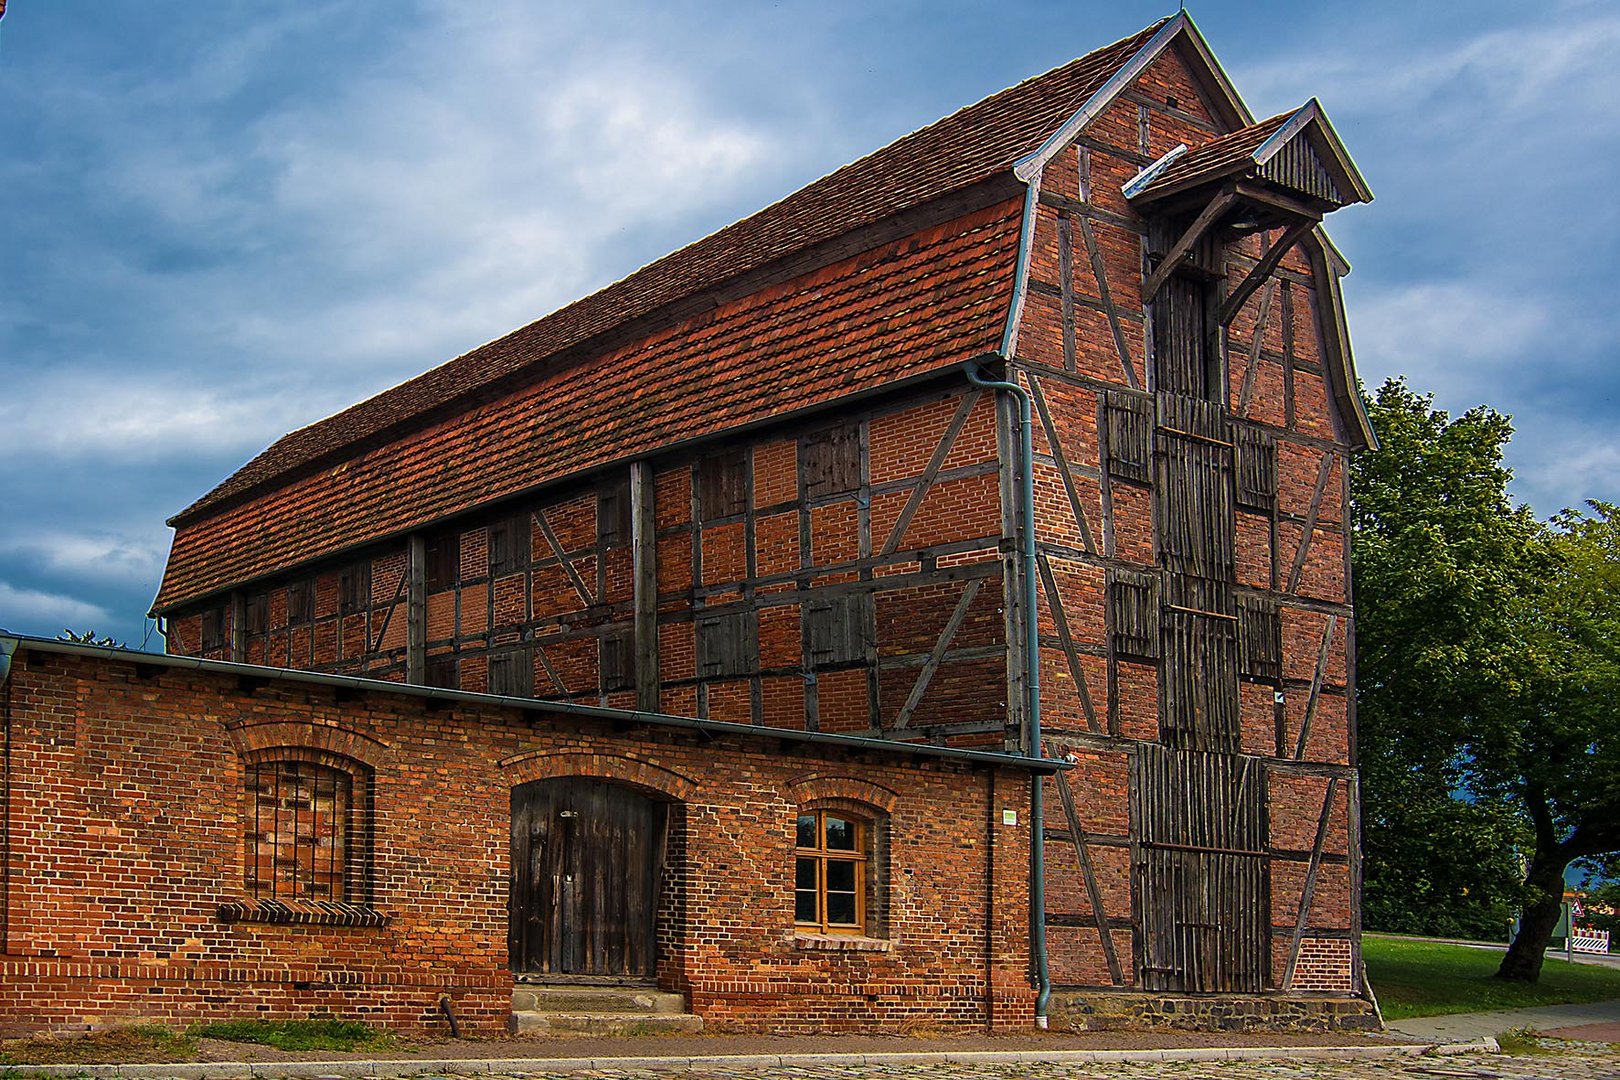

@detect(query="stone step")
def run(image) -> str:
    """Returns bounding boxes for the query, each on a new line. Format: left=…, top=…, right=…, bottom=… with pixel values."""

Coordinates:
left=511, top=986, right=687, bottom=1014
left=509, top=1010, right=704, bottom=1036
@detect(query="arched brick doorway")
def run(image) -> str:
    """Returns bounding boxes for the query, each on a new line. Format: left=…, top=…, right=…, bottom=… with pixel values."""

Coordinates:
left=508, top=778, right=668, bottom=978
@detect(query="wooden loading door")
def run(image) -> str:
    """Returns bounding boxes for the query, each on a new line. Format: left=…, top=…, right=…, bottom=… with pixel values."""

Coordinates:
left=510, top=778, right=666, bottom=977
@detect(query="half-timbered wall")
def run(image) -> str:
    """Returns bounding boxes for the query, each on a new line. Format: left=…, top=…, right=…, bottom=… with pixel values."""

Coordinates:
left=1017, top=47, right=1357, bottom=995
left=166, top=387, right=1010, bottom=745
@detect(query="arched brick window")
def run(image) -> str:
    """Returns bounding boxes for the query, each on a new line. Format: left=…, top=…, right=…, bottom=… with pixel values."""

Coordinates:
left=793, top=801, right=888, bottom=937
left=242, top=752, right=372, bottom=904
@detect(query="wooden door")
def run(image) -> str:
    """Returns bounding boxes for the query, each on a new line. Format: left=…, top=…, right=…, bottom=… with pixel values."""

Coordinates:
left=1134, top=745, right=1269, bottom=992
left=509, top=778, right=666, bottom=977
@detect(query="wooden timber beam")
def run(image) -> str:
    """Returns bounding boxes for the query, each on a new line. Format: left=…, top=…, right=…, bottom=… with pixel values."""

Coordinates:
left=1232, top=181, right=1325, bottom=225
left=406, top=534, right=426, bottom=684
left=630, top=460, right=660, bottom=713
left=1141, top=190, right=1237, bottom=304
left=1218, top=219, right=1316, bottom=328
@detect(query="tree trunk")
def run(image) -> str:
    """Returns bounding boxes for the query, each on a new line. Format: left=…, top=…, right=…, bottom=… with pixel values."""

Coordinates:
left=1496, top=846, right=1570, bottom=983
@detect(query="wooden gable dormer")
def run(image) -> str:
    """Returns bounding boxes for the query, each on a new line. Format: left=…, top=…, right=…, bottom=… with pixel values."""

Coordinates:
left=1123, top=100, right=1372, bottom=401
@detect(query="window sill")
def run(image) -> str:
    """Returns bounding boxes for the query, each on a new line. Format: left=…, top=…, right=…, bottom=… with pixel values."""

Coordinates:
left=793, top=931, right=891, bottom=953
left=218, top=899, right=390, bottom=928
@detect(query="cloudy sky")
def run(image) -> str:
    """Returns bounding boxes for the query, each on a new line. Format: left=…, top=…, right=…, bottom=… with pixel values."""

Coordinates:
left=1, top=0, right=1615, bottom=649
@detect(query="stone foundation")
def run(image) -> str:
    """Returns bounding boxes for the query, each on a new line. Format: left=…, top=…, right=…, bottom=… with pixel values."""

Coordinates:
left=1049, top=990, right=1379, bottom=1033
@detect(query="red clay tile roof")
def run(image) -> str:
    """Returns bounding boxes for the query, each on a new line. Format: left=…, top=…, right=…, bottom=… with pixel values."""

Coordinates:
left=173, top=18, right=1168, bottom=529
left=1131, top=109, right=1292, bottom=199
left=155, top=19, right=1172, bottom=612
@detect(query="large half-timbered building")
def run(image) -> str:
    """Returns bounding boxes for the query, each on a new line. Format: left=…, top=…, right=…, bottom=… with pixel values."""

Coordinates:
left=0, top=13, right=1375, bottom=1035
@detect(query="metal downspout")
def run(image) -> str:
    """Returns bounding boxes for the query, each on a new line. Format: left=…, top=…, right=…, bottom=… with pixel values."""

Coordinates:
left=965, top=362, right=1050, bottom=1027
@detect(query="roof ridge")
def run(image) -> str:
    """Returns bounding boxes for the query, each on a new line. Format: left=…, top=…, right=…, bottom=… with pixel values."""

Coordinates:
left=170, top=16, right=1173, bottom=527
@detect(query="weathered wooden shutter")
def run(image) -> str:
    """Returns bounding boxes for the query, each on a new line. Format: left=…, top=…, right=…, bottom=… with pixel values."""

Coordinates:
left=489, top=515, right=530, bottom=577
left=1237, top=594, right=1282, bottom=682
left=489, top=647, right=534, bottom=697
left=696, top=609, right=759, bottom=678
left=1107, top=567, right=1160, bottom=659
left=1234, top=426, right=1278, bottom=512
left=800, top=424, right=861, bottom=499
left=1154, top=394, right=1235, bottom=583
left=599, top=629, right=634, bottom=691
left=806, top=592, right=873, bottom=668
left=425, top=654, right=459, bottom=689
left=287, top=578, right=314, bottom=625
left=696, top=449, right=749, bottom=520
left=201, top=607, right=226, bottom=650
left=340, top=561, right=371, bottom=615
left=598, top=480, right=631, bottom=548
left=244, top=593, right=269, bottom=636
left=1160, top=574, right=1240, bottom=752
left=1135, top=744, right=1268, bottom=992
left=1104, top=390, right=1153, bottom=483
left=425, top=535, right=459, bottom=591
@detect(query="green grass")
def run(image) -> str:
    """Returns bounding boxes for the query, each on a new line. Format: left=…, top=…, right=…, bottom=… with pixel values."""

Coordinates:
left=187, top=1018, right=393, bottom=1052
left=1365, top=934, right=1620, bottom=1020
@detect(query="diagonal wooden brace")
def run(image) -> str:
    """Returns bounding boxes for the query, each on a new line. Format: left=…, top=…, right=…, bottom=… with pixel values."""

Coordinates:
left=1141, top=190, right=1236, bottom=303
left=1218, top=218, right=1316, bottom=327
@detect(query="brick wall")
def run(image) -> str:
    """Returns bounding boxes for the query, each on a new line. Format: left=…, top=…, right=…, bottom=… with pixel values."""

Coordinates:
left=1013, top=45, right=1359, bottom=996
left=0, top=646, right=1034, bottom=1036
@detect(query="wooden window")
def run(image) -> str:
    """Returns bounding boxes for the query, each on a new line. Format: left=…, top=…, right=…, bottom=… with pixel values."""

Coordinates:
left=1148, top=216, right=1223, bottom=404
left=1160, top=575, right=1240, bottom=753
left=488, top=648, right=533, bottom=697
left=201, top=606, right=227, bottom=651
left=489, top=515, right=530, bottom=577
left=1234, top=426, right=1278, bottom=512
left=696, top=609, right=758, bottom=678
left=1108, top=567, right=1160, bottom=659
left=339, top=561, right=370, bottom=616
left=1134, top=745, right=1267, bottom=992
left=696, top=449, right=749, bottom=520
left=244, top=593, right=269, bottom=636
left=244, top=758, right=369, bottom=903
left=1155, top=406, right=1235, bottom=583
left=1104, top=391, right=1153, bottom=483
left=425, top=535, right=459, bottom=592
left=287, top=578, right=314, bottom=625
left=795, top=810, right=867, bottom=934
left=425, top=654, right=459, bottom=689
left=1237, top=595, right=1282, bottom=682
left=598, top=479, right=631, bottom=548
left=806, top=592, right=872, bottom=668
left=600, top=629, right=634, bottom=692
left=800, top=423, right=861, bottom=499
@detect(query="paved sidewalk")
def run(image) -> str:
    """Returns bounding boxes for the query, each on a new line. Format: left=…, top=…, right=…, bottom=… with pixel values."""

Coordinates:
left=1383, top=996, right=1620, bottom=1042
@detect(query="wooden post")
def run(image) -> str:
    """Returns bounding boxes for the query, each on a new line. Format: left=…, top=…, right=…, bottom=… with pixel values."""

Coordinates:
left=630, top=460, right=660, bottom=713
left=407, top=534, right=426, bottom=684
left=229, top=591, right=245, bottom=662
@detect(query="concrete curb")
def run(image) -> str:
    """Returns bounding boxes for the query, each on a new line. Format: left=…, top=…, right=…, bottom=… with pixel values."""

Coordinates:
left=0, top=1040, right=1493, bottom=1077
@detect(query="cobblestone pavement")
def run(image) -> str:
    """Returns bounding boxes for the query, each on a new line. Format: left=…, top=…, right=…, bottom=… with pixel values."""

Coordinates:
left=468, top=1045, right=1620, bottom=1080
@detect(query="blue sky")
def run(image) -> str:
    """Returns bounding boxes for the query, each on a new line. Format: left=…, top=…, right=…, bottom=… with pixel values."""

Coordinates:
left=1, top=0, right=1616, bottom=649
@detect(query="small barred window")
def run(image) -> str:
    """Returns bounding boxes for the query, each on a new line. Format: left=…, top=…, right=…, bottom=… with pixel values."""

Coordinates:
left=244, top=758, right=369, bottom=903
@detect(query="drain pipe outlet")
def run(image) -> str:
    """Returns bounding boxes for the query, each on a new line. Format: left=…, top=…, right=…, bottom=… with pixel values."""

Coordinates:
left=966, top=361, right=1050, bottom=1028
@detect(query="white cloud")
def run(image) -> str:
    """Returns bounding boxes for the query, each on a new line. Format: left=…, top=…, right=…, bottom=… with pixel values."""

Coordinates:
left=0, top=582, right=110, bottom=630
left=1347, top=281, right=1553, bottom=397
left=0, top=374, right=314, bottom=461
left=0, top=532, right=168, bottom=587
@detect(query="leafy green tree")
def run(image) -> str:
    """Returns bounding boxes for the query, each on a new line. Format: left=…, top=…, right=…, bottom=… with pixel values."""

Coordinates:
left=1489, top=502, right=1620, bottom=979
left=1352, top=379, right=1541, bottom=942
left=1352, top=380, right=1620, bottom=980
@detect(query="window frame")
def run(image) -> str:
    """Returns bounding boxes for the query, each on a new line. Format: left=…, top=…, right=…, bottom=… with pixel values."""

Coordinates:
left=794, top=808, right=869, bottom=935
left=242, top=752, right=373, bottom=906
